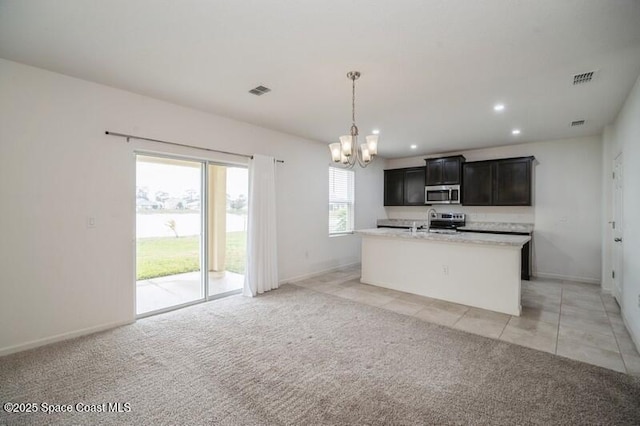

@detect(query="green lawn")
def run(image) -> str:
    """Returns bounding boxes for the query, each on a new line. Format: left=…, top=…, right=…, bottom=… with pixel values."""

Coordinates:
left=136, top=231, right=246, bottom=280
left=225, top=231, right=247, bottom=275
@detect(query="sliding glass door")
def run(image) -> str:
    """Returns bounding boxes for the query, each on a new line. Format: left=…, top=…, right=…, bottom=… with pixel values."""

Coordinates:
left=136, top=155, right=204, bottom=316
left=135, top=155, right=248, bottom=316
left=207, top=164, right=248, bottom=297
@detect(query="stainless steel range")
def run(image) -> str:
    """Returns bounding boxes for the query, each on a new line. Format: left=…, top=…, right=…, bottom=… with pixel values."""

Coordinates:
left=428, top=212, right=465, bottom=233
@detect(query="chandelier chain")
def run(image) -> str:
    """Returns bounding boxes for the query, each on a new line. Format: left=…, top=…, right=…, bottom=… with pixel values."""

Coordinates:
left=352, top=76, right=356, bottom=126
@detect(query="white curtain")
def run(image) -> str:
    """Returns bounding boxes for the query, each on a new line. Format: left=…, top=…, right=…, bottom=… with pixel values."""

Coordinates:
left=243, top=154, right=279, bottom=297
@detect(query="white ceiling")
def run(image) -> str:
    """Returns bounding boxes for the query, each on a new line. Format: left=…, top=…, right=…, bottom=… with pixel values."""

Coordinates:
left=2, top=0, right=640, bottom=158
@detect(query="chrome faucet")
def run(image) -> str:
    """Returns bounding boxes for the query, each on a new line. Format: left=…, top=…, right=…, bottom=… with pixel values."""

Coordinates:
left=426, top=208, right=437, bottom=230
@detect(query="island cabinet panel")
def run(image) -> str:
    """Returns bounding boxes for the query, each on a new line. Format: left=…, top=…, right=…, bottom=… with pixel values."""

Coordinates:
left=425, top=155, right=465, bottom=186
left=457, top=228, right=532, bottom=280
left=493, top=157, right=532, bottom=206
left=403, top=167, right=426, bottom=205
left=462, top=161, right=493, bottom=205
left=463, top=156, right=534, bottom=206
left=358, top=229, right=527, bottom=316
left=384, top=169, right=405, bottom=206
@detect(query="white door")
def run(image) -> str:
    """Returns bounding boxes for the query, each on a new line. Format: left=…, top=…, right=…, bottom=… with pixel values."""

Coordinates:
left=612, top=153, right=623, bottom=304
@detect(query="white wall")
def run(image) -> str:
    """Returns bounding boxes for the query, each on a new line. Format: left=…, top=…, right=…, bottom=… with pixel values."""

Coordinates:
left=385, top=136, right=603, bottom=284
left=604, top=74, right=640, bottom=348
left=0, top=59, right=385, bottom=355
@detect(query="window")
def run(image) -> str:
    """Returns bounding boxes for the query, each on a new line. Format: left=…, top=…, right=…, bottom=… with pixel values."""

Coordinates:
left=329, top=167, right=355, bottom=235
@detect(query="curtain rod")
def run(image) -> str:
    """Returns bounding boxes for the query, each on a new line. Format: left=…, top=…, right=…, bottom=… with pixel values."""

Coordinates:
left=105, top=131, right=284, bottom=163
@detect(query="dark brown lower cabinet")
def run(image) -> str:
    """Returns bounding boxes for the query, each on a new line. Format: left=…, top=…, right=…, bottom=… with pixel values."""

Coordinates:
left=521, top=241, right=531, bottom=281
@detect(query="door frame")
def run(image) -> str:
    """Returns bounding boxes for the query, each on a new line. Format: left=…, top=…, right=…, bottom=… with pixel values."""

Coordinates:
left=134, top=151, right=248, bottom=319
left=612, top=152, right=623, bottom=304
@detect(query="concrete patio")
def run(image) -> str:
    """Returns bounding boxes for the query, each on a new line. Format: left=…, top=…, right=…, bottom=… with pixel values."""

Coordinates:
left=137, top=271, right=244, bottom=315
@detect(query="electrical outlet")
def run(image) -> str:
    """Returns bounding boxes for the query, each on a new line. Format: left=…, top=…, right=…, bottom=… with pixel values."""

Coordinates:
left=443, top=265, right=449, bottom=276
left=87, top=216, right=96, bottom=228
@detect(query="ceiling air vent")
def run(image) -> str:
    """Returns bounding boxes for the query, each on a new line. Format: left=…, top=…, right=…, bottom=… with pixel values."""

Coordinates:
left=571, top=120, right=586, bottom=127
left=249, top=85, right=271, bottom=96
left=573, top=71, right=596, bottom=85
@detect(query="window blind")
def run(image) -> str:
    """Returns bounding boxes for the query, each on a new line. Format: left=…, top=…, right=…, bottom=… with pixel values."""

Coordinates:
left=329, top=167, right=355, bottom=235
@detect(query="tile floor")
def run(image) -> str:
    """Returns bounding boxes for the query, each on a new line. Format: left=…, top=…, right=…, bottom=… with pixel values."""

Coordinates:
left=292, top=265, right=640, bottom=376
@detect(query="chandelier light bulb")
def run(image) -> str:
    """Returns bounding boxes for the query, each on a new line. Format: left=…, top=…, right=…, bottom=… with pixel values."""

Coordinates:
left=360, top=144, right=371, bottom=163
left=366, top=135, right=378, bottom=156
left=329, top=143, right=342, bottom=162
left=340, top=135, right=353, bottom=157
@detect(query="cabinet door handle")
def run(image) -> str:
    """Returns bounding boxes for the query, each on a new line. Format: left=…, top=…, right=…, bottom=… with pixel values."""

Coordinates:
left=614, top=237, right=622, bottom=242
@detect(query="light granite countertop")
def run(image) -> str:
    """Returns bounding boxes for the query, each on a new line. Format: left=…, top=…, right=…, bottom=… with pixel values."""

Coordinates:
left=376, top=219, right=533, bottom=234
left=357, top=228, right=531, bottom=247
left=458, top=222, right=534, bottom=234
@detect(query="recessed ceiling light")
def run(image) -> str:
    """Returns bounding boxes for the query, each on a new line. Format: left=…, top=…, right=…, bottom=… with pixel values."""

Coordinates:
left=372, top=129, right=380, bottom=135
left=410, top=144, right=417, bottom=149
left=512, top=129, right=521, bottom=135
left=494, top=104, right=505, bottom=112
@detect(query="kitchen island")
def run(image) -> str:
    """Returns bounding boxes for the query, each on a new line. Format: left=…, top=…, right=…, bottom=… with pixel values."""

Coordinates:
left=356, top=228, right=531, bottom=315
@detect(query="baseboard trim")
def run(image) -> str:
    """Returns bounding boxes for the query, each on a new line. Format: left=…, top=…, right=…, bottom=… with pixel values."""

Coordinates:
left=0, top=319, right=134, bottom=358
left=533, top=272, right=600, bottom=285
left=281, top=262, right=361, bottom=285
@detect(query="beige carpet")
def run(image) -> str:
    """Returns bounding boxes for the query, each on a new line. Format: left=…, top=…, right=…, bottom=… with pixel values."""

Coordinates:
left=1, top=284, right=639, bottom=425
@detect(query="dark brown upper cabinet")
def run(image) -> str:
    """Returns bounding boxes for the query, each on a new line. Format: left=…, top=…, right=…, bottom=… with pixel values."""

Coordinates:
left=425, top=155, right=465, bottom=186
left=462, top=156, right=534, bottom=206
left=462, top=161, right=493, bottom=206
left=384, top=169, right=405, bottom=206
left=493, top=157, right=533, bottom=205
left=403, top=167, right=426, bottom=205
left=384, top=167, right=425, bottom=206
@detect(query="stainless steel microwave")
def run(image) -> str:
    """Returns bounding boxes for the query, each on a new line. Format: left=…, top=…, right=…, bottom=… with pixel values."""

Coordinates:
left=425, top=185, right=461, bottom=205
